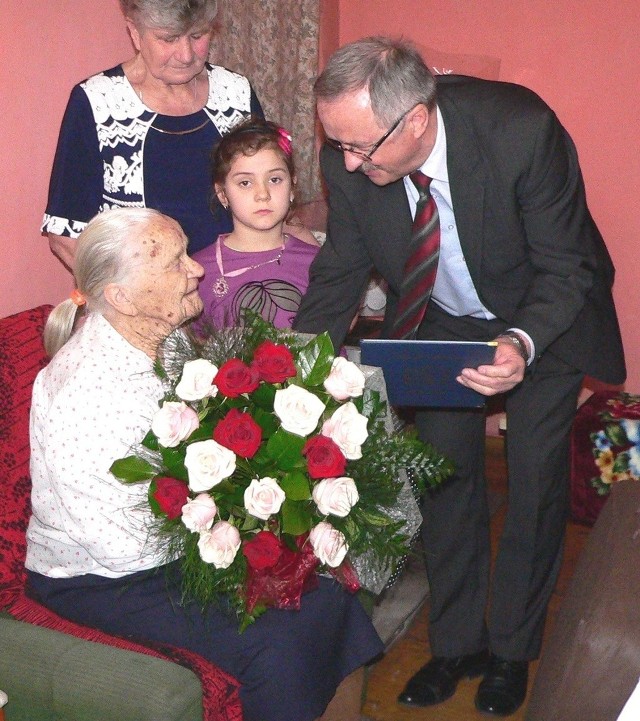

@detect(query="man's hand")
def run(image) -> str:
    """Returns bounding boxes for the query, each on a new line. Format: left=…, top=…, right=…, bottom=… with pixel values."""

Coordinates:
left=456, top=339, right=526, bottom=396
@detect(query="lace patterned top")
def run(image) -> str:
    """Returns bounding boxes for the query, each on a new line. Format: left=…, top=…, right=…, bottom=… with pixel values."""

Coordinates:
left=42, top=63, right=263, bottom=254
left=193, top=234, right=320, bottom=329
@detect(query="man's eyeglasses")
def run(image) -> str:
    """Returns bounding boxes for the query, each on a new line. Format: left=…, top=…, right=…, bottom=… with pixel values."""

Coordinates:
left=325, top=107, right=413, bottom=163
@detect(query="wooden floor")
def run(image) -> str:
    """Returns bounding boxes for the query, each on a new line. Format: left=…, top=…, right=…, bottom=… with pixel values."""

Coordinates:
left=362, top=435, right=591, bottom=721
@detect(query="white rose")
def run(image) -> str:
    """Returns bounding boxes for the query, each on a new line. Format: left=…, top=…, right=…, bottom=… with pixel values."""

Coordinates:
left=181, top=493, right=217, bottom=532
left=197, top=521, right=240, bottom=568
left=151, top=401, right=199, bottom=447
left=184, top=439, right=236, bottom=492
left=244, top=476, right=286, bottom=520
left=312, top=477, right=359, bottom=517
left=273, top=385, right=325, bottom=437
left=321, top=402, right=369, bottom=460
left=309, top=521, right=349, bottom=567
left=175, top=358, right=219, bottom=401
left=323, top=357, right=366, bottom=401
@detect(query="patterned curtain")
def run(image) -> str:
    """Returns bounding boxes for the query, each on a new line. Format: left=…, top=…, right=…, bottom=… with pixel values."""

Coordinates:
left=209, top=0, right=322, bottom=203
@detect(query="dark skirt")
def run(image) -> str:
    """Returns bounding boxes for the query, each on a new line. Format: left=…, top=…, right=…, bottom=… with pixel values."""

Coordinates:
left=27, top=564, right=383, bottom=721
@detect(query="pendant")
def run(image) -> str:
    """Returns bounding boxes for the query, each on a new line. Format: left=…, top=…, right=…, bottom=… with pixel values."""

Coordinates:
left=212, top=276, right=229, bottom=297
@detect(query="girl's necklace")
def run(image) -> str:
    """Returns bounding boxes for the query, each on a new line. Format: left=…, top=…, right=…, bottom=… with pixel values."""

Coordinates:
left=212, top=235, right=288, bottom=298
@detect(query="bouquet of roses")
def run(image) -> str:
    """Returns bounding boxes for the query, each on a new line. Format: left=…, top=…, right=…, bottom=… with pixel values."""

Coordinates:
left=590, top=392, right=640, bottom=494
left=111, top=314, right=453, bottom=629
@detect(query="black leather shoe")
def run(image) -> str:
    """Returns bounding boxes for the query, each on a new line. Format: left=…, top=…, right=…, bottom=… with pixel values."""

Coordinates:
left=398, top=649, right=490, bottom=707
left=475, top=654, right=529, bottom=716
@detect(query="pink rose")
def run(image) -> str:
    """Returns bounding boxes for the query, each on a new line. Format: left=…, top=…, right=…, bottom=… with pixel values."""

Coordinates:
left=323, top=357, right=366, bottom=401
left=151, top=401, right=200, bottom=447
left=181, top=493, right=217, bottom=532
left=197, top=521, right=241, bottom=568
left=309, top=521, right=349, bottom=567
left=321, top=402, right=369, bottom=460
left=244, top=477, right=286, bottom=520
left=312, top=477, right=359, bottom=517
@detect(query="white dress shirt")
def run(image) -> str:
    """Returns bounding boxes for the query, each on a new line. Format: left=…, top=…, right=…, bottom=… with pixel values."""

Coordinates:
left=26, top=313, right=169, bottom=578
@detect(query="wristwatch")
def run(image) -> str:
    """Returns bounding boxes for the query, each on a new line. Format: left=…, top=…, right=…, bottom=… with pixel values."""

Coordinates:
left=496, top=331, right=529, bottom=363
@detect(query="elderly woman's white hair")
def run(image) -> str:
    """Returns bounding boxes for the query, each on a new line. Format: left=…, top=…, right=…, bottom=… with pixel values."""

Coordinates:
left=44, top=208, right=166, bottom=357
left=119, top=0, right=218, bottom=34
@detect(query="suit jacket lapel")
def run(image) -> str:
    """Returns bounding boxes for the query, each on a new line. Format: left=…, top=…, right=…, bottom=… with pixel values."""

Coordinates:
left=366, top=179, right=412, bottom=291
left=438, top=93, right=487, bottom=280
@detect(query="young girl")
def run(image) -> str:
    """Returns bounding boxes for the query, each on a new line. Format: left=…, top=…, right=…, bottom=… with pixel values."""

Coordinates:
left=193, top=117, right=320, bottom=328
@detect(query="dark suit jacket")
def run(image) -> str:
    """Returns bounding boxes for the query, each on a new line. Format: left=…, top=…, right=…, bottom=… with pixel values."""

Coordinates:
left=294, top=75, right=625, bottom=385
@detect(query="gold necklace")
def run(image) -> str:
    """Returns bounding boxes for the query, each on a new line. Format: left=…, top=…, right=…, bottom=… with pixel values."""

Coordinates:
left=149, top=119, right=210, bottom=136
left=138, top=76, right=209, bottom=135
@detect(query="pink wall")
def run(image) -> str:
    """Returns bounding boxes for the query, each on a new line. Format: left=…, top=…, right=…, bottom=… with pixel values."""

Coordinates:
left=2, top=1, right=637, bottom=390
left=335, top=0, right=640, bottom=392
left=1, top=1, right=132, bottom=317
left=319, top=0, right=340, bottom=68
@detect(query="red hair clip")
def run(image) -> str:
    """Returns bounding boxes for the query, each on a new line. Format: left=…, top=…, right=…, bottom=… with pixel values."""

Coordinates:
left=276, top=127, right=293, bottom=156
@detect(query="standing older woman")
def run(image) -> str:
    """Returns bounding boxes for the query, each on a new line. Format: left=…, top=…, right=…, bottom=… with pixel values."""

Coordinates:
left=26, top=208, right=383, bottom=721
left=43, top=0, right=263, bottom=268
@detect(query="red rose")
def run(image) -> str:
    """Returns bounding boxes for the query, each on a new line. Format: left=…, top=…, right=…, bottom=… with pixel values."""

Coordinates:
left=303, top=435, right=347, bottom=479
left=243, top=530, right=284, bottom=571
left=252, top=341, right=297, bottom=383
left=214, top=358, right=260, bottom=397
left=213, top=408, right=263, bottom=458
left=152, top=476, right=189, bottom=520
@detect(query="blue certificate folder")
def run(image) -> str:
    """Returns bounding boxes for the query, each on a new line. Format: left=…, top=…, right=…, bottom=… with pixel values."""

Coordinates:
left=359, top=339, right=497, bottom=408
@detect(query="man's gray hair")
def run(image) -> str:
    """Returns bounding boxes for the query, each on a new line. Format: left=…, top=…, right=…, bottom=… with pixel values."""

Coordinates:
left=119, top=0, right=218, bottom=33
left=314, top=36, right=437, bottom=126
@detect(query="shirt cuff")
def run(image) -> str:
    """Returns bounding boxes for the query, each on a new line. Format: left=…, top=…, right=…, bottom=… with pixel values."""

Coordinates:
left=507, top=328, right=535, bottom=365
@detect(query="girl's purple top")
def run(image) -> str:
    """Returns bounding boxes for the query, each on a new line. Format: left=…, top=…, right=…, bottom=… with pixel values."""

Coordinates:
left=193, top=233, right=319, bottom=329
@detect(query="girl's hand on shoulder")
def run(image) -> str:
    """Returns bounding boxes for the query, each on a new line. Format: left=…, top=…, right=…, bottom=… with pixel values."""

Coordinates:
left=284, top=220, right=320, bottom=246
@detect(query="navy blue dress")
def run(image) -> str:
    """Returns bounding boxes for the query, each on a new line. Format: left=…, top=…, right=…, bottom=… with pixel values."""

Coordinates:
left=28, top=566, right=383, bottom=721
left=42, top=63, right=263, bottom=254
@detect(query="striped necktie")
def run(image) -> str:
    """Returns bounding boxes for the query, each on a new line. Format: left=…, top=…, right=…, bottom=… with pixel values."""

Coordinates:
left=392, top=171, right=441, bottom=339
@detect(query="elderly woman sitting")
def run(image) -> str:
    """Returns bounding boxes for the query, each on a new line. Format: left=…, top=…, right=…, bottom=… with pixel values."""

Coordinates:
left=25, top=208, right=382, bottom=721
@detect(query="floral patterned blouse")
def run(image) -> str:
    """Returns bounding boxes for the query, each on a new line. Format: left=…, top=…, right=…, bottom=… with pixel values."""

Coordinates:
left=42, top=63, right=263, bottom=254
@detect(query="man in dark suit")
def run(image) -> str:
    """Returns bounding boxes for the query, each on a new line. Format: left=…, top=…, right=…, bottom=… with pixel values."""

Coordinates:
left=293, top=36, right=625, bottom=716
